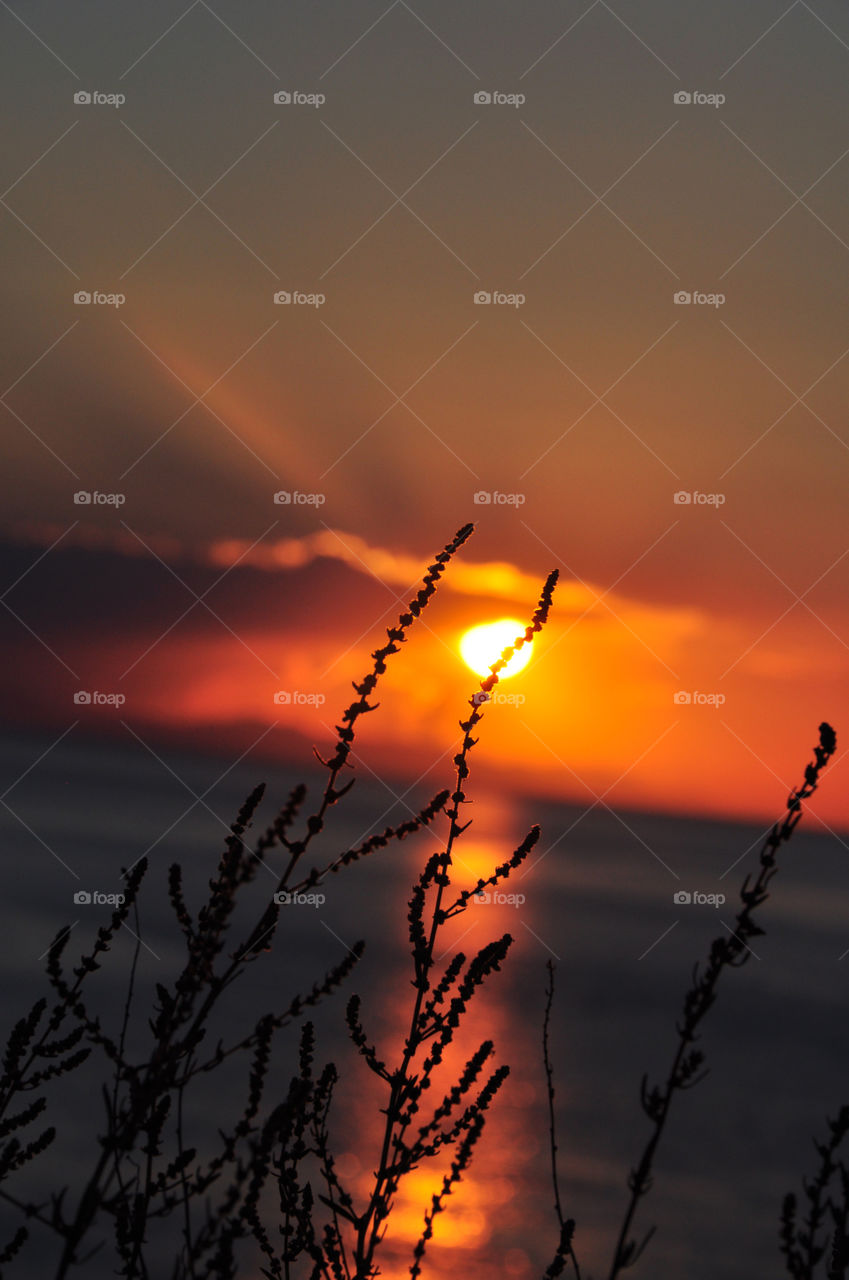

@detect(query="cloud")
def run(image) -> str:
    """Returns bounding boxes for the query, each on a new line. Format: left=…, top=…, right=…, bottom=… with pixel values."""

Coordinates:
left=5, top=519, right=704, bottom=632
left=207, top=526, right=602, bottom=608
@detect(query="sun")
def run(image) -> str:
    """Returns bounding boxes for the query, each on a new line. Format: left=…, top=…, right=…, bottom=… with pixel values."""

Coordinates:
left=459, top=618, right=533, bottom=680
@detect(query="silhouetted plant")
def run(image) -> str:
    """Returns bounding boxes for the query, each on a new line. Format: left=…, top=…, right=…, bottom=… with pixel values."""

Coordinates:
left=541, top=960, right=580, bottom=1280
left=0, top=524, right=486, bottom=1277
left=240, top=568, right=560, bottom=1279
left=781, top=1105, right=849, bottom=1280
left=601, top=721, right=837, bottom=1280
left=0, top=522, right=839, bottom=1280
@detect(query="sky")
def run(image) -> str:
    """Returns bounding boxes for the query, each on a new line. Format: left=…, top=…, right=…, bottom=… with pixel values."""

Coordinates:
left=2, top=0, right=849, bottom=825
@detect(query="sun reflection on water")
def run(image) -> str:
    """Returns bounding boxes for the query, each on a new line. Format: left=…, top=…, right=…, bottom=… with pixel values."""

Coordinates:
left=329, top=792, right=551, bottom=1278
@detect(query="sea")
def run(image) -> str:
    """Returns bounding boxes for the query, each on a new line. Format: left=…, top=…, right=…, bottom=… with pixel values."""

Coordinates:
left=1, top=728, right=848, bottom=1280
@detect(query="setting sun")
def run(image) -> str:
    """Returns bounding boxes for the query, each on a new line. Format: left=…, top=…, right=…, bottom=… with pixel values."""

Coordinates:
left=459, top=618, right=533, bottom=680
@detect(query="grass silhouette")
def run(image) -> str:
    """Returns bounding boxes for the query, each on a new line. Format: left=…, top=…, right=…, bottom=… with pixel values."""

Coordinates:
left=0, top=523, right=838, bottom=1278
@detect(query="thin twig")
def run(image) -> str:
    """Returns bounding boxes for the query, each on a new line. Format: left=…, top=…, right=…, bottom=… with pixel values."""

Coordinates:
left=542, top=961, right=581, bottom=1279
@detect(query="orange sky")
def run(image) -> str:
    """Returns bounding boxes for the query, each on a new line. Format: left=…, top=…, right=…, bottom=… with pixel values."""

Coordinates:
left=2, top=2, right=848, bottom=830
left=1, top=522, right=845, bottom=829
